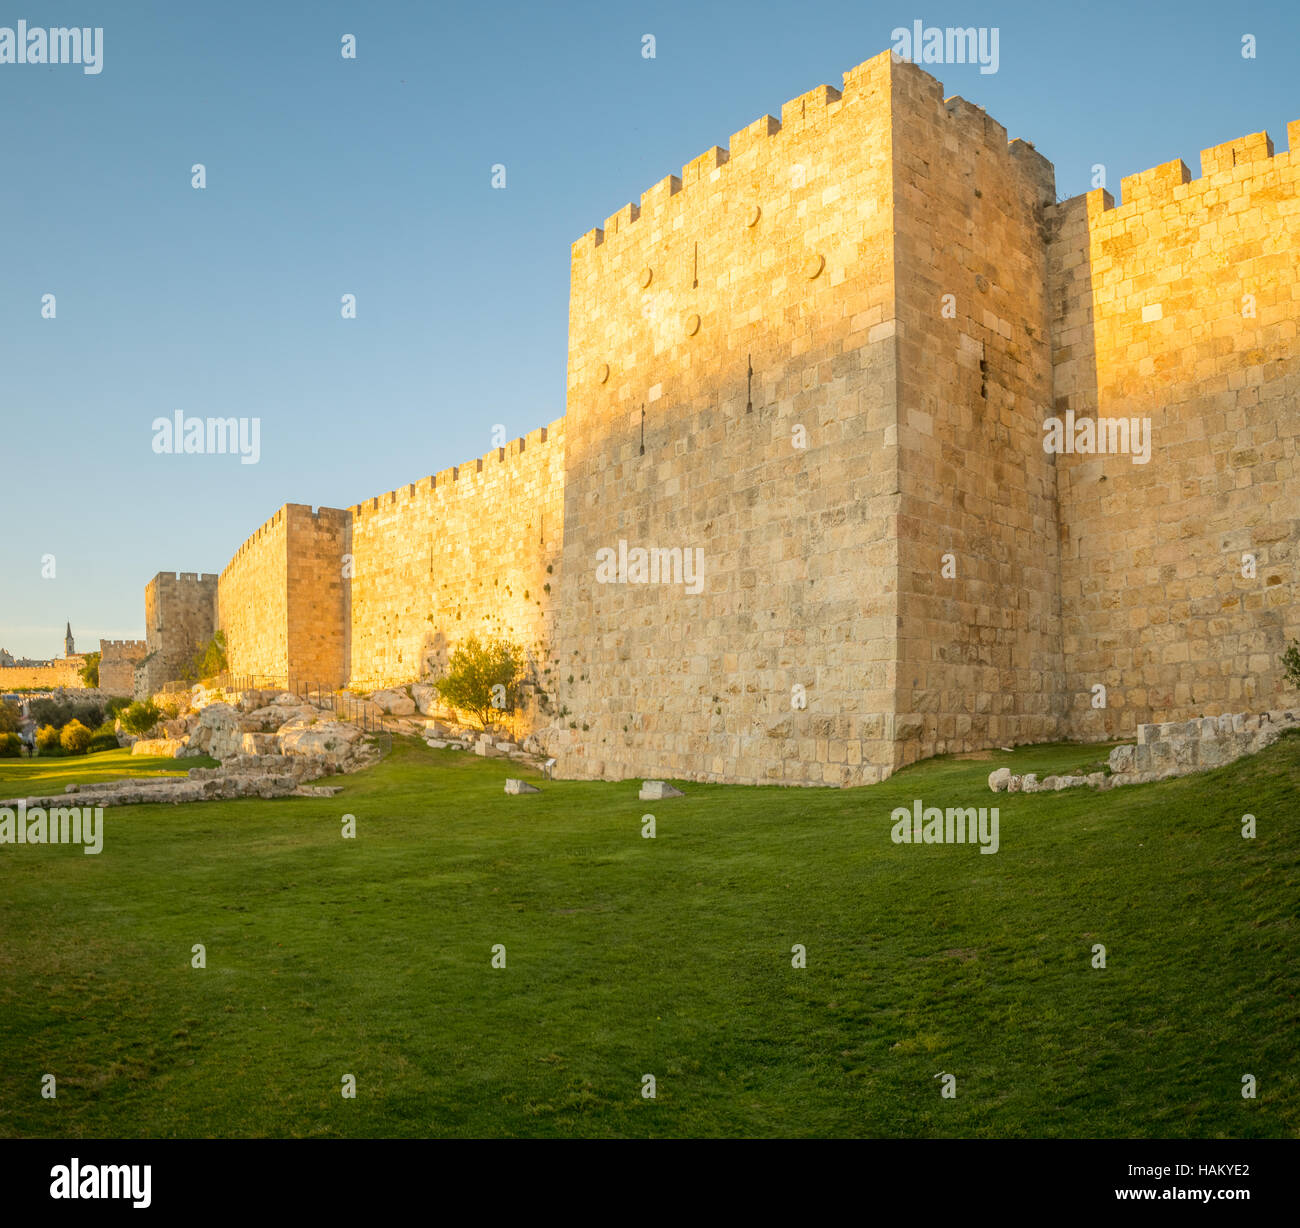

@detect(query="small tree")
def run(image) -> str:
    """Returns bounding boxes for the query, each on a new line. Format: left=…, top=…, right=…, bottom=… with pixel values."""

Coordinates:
left=1283, top=639, right=1300, bottom=690
left=60, top=719, right=93, bottom=755
left=121, top=699, right=162, bottom=736
left=0, top=732, right=21, bottom=757
left=79, top=651, right=101, bottom=688
left=434, top=634, right=526, bottom=731
left=35, top=724, right=61, bottom=754
left=0, top=700, right=21, bottom=734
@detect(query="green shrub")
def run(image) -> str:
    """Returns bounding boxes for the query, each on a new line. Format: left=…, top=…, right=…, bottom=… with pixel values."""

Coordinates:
left=120, top=700, right=162, bottom=736
left=180, top=630, right=228, bottom=683
left=0, top=699, right=22, bottom=733
left=105, top=696, right=133, bottom=720
left=0, top=732, right=21, bottom=757
left=87, top=730, right=120, bottom=754
left=1283, top=639, right=1300, bottom=690
left=60, top=720, right=94, bottom=755
left=35, top=724, right=62, bottom=753
left=79, top=651, right=100, bottom=688
left=434, top=634, right=526, bottom=731
left=29, top=696, right=104, bottom=732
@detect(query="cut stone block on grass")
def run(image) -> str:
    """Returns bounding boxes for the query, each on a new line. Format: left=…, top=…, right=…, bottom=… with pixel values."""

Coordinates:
left=505, top=779, right=540, bottom=795
left=639, top=780, right=684, bottom=800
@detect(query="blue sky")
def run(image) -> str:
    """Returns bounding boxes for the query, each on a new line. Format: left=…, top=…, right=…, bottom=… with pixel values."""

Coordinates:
left=0, top=0, right=1295, bottom=658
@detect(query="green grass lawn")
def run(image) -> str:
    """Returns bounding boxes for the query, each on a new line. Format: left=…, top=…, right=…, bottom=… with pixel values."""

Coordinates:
left=0, top=747, right=219, bottom=795
left=1, top=733, right=1296, bottom=1139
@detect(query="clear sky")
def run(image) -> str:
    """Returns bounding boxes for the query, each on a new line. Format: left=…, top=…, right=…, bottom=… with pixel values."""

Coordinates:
left=0, top=0, right=1295, bottom=658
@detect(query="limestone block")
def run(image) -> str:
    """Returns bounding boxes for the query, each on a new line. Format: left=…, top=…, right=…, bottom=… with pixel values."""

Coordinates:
left=639, top=780, right=684, bottom=800
left=411, top=683, right=439, bottom=715
left=131, top=738, right=186, bottom=758
left=505, top=779, right=540, bottom=795
left=369, top=688, right=416, bottom=716
left=988, top=767, right=1011, bottom=791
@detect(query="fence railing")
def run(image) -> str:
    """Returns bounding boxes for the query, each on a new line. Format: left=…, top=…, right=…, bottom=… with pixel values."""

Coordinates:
left=170, top=672, right=390, bottom=734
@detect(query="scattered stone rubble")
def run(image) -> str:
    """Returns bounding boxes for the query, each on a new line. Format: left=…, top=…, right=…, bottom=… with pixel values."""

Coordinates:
left=1, top=682, right=551, bottom=810
left=988, top=708, right=1300, bottom=793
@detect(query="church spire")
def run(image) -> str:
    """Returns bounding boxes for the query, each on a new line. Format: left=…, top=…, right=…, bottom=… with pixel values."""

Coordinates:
left=65, top=622, right=75, bottom=657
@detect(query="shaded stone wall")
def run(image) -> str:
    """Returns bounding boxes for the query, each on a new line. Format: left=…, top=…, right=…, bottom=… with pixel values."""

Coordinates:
left=136, top=572, right=218, bottom=697
left=890, top=61, right=1066, bottom=770
left=99, top=639, right=148, bottom=697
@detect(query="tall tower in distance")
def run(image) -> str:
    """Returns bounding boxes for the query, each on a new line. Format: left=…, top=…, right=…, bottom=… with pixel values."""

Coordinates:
left=65, top=622, right=75, bottom=658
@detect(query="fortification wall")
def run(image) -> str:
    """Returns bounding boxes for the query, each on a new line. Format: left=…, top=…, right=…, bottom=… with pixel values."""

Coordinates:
left=889, top=61, right=1066, bottom=768
left=0, top=661, right=84, bottom=691
left=555, top=50, right=902, bottom=785
left=346, top=422, right=565, bottom=714
left=137, top=572, right=218, bottom=697
left=286, top=505, right=349, bottom=687
left=1048, top=123, right=1300, bottom=739
left=99, top=639, right=148, bottom=697
left=217, top=511, right=289, bottom=680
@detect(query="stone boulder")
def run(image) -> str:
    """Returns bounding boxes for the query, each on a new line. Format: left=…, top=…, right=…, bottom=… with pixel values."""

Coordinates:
left=237, top=689, right=277, bottom=713
left=639, top=780, right=684, bottom=800
left=505, top=779, right=540, bottom=795
left=411, top=683, right=439, bottom=716
left=369, top=688, right=416, bottom=716
left=988, top=767, right=1011, bottom=792
left=277, top=716, right=366, bottom=766
left=131, top=737, right=187, bottom=758
left=188, top=703, right=246, bottom=761
left=1107, top=744, right=1136, bottom=774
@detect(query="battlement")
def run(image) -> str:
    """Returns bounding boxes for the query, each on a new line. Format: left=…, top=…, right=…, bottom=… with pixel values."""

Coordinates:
left=1051, top=121, right=1299, bottom=221
left=348, top=418, right=563, bottom=520
left=100, top=639, right=147, bottom=651
left=150, top=570, right=219, bottom=587
left=572, top=51, right=1052, bottom=261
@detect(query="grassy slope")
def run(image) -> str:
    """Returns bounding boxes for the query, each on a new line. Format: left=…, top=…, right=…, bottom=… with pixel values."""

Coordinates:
left=0, top=733, right=1295, bottom=1139
left=0, top=748, right=219, bottom=793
